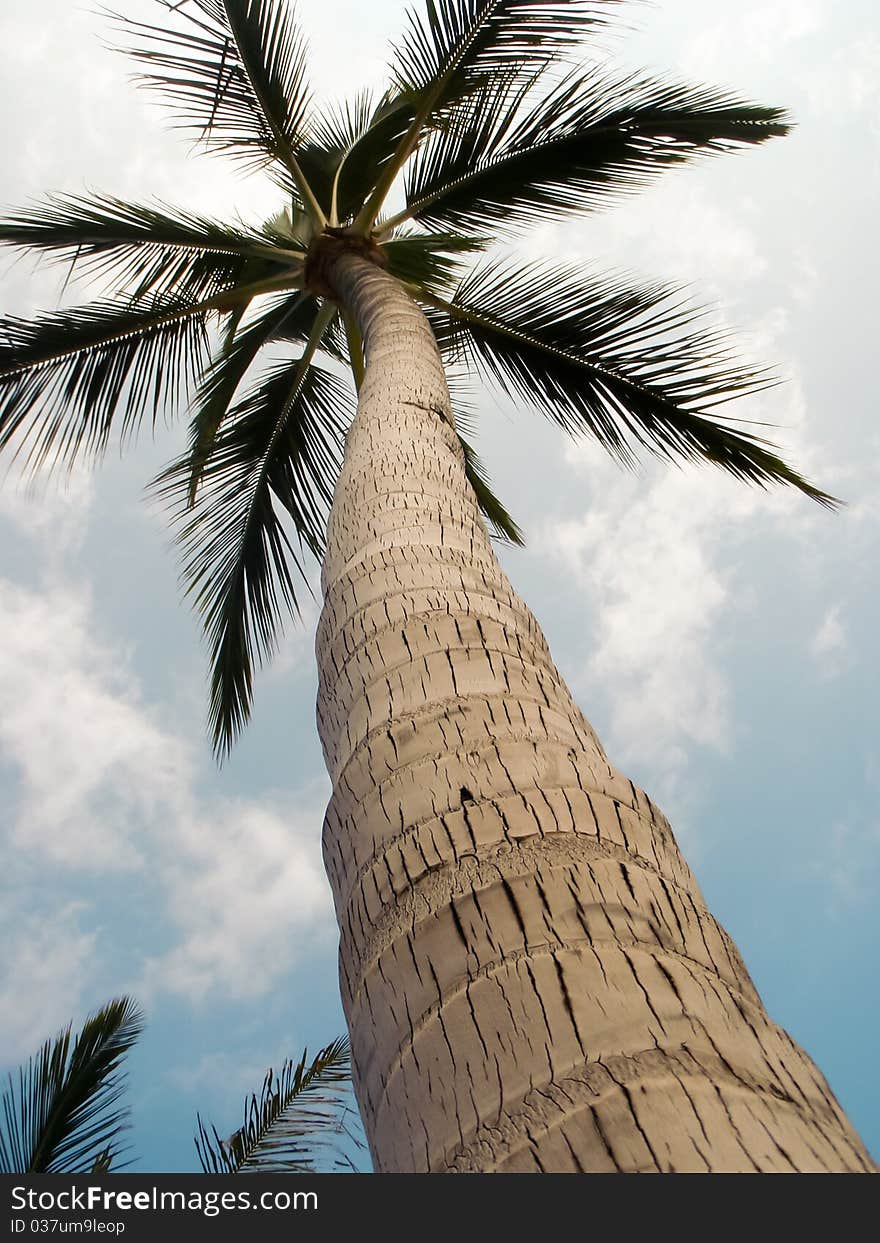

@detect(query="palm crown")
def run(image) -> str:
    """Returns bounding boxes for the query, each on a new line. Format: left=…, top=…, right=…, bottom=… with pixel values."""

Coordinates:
left=0, top=0, right=827, bottom=756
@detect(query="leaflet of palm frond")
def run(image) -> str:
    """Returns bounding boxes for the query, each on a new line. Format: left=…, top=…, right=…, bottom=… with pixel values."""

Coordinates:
left=108, top=0, right=312, bottom=192
left=0, top=193, right=288, bottom=301
left=159, top=358, right=352, bottom=756
left=400, top=66, right=538, bottom=222
left=0, top=998, right=143, bottom=1174
left=0, top=297, right=212, bottom=473
left=194, top=1037, right=354, bottom=1174
left=402, top=68, right=790, bottom=233
left=428, top=260, right=835, bottom=505
left=323, top=315, right=353, bottom=368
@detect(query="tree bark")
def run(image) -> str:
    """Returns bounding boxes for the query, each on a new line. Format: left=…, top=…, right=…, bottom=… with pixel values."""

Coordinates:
left=315, top=251, right=874, bottom=1173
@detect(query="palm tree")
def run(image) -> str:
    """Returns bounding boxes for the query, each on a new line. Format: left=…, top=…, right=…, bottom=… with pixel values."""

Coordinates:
left=195, top=1037, right=360, bottom=1172
left=0, top=0, right=873, bottom=1173
left=0, top=998, right=144, bottom=1173
left=0, top=998, right=358, bottom=1173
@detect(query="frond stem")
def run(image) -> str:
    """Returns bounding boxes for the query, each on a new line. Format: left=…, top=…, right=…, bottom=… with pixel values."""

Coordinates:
left=0, top=276, right=302, bottom=382
left=352, top=106, right=427, bottom=235
left=329, top=162, right=342, bottom=229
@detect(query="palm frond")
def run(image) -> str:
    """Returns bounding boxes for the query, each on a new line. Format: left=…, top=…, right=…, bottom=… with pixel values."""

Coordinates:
left=309, top=89, right=378, bottom=155
left=458, top=431, right=523, bottom=543
left=185, top=290, right=321, bottom=503
left=383, top=229, right=484, bottom=297
left=357, top=0, right=616, bottom=228
left=156, top=309, right=352, bottom=756
left=390, top=0, right=616, bottom=108
left=0, top=295, right=215, bottom=471
left=109, top=0, right=316, bottom=207
left=424, top=259, right=836, bottom=504
left=259, top=202, right=316, bottom=251
left=0, top=998, right=144, bottom=1174
left=396, top=64, right=536, bottom=233
left=399, top=68, right=790, bottom=233
left=195, top=1037, right=358, bottom=1173
left=0, top=193, right=293, bottom=302
left=297, top=91, right=416, bottom=225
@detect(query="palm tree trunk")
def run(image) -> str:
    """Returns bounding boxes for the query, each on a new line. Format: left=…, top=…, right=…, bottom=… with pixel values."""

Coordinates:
left=316, top=251, right=874, bottom=1173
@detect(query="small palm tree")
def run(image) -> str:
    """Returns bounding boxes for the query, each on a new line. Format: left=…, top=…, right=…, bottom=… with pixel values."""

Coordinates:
left=195, top=1037, right=360, bottom=1173
left=0, top=1, right=873, bottom=1172
left=0, top=999, right=358, bottom=1173
left=0, top=998, right=143, bottom=1173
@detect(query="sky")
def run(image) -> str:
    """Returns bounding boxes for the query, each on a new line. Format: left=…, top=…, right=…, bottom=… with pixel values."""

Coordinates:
left=0, top=0, right=877, bottom=1172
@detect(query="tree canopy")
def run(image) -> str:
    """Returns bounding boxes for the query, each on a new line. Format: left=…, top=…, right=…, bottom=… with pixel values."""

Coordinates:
left=0, top=1, right=827, bottom=756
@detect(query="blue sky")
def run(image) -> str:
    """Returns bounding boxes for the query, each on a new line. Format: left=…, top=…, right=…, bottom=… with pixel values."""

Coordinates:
left=0, top=0, right=877, bottom=1171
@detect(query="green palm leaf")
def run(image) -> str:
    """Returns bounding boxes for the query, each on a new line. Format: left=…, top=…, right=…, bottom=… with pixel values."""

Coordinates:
left=398, top=68, right=790, bottom=234
left=0, top=295, right=215, bottom=470
left=0, top=193, right=292, bottom=302
left=0, top=998, right=144, bottom=1174
left=424, top=259, right=835, bottom=503
left=157, top=310, right=352, bottom=756
left=390, top=0, right=615, bottom=106
left=457, top=431, right=523, bottom=544
left=297, top=91, right=416, bottom=225
left=357, top=0, right=616, bottom=228
left=110, top=0, right=316, bottom=207
left=194, top=1037, right=357, bottom=1173
left=383, top=229, right=484, bottom=297
left=184, top=290, right=321, bottom=503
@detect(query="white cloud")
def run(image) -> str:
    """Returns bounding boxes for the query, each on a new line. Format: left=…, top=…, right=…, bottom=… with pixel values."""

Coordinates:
left=527, top=179, right=769, bottom=304
left=536, top=344, right=855, bottom=843
left=0, top=566, right=333, bottom=1051
left=143, top=794, right=334, bottom=1003
left=0, top=391, right=329, bottom=1030
left=810, top=605, right=847, bottom=678
left=815, top=817, right=880, bottom=912
left=0, top=462, right=94, bottom=557
left=540, top=354, right=845, bottom=820
left=544, top=453, right=761, bottom=807
left=805, top=35, right=880, bottom=122
left=671, top=0, right=829, bottom=80
left=739, top=0, right=829, bottom=60
left=0, top=578, right=183, bottom=870
left=0, top=902, right=99, bottom=1061
left=165, top=1047, right=280, bottom=1105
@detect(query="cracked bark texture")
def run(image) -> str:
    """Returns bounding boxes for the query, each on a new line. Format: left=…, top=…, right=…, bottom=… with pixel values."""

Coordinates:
left=315, top=251, right=874, bottom=1174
